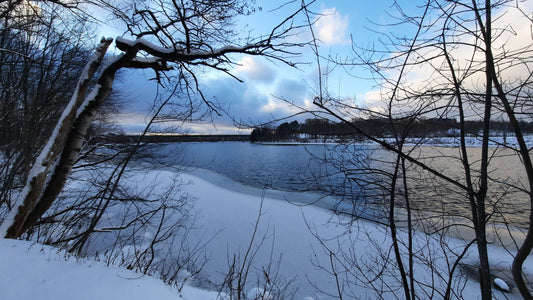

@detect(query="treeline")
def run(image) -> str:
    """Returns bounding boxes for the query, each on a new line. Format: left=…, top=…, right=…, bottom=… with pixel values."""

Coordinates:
left=250, top=118, right=533, bottom=142
left=93, top=134, right=250, bottom=144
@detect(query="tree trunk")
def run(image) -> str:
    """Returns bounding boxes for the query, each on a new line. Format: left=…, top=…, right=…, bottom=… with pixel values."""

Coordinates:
left=0, top=38, right=112, bottom=238
left=18, top=39, right=142, bottom=236
left=20, top=74, right=115, bottom=234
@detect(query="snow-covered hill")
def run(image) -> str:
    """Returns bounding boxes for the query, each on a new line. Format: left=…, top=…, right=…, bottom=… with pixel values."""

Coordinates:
left=0, top=238, right=218, bottom=300
left=1, top=169, right=531, bottom=299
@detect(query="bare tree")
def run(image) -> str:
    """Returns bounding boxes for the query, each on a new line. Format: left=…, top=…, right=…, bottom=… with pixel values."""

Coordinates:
left=0, top=1, right=94, bottom=219
left=304, top=0, right=533, bottom=298
left=1, top=1, right=310, bottom=268
left=0, top=0, right=309, bottom=239
left=0, top=1, right=314, bottom=296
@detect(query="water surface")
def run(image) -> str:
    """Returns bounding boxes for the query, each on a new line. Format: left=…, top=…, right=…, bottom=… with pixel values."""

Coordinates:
left=153, top=142, right=531, bottom=228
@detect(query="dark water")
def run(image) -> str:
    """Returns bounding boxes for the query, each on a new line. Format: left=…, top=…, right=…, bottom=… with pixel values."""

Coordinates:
left=158, top=142, right=348, bottom=193
left=153, top=142, right=531, bottom=228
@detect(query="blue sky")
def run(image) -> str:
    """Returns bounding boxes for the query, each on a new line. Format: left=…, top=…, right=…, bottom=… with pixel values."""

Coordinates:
left=95, top=0, right=405, bottom=134
left=99, top=0, right=532, bottom=134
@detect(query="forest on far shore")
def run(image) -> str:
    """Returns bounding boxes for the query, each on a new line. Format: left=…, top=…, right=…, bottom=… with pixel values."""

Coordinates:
left=250, top=118, right=533, bottom=142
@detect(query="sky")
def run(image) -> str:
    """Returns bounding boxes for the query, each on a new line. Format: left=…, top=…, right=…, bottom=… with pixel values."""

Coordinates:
left=94, top=0, right=532, bottom=135
left=92, top=0, right=394, bottom=134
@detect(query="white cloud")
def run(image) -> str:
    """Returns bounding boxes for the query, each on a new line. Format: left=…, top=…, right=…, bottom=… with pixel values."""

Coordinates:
left=355, top=2, right=533, bottom=120
left=234, top=56, right=275, bottom=83
left=259, top=96, right=314, bottom=116
left=358, top=90, right=387, bottom=114
left=182, top=122, right=251, bottom=135
left=315, top=7, right=349, bottom=45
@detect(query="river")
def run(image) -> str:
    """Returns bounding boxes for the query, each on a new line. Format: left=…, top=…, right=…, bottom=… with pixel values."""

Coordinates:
left=152, top=142, right=531, bottom=229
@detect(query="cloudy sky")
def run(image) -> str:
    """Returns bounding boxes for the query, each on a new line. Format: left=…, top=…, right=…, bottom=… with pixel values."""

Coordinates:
left=98, top=0, right=532, bottom=134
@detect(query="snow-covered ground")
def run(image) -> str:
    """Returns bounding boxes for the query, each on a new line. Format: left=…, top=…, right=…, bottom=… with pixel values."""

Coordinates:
left=0, top=238, right=219, bottom=300
left=176, top=171, right=532, bottom=299
left=2, top=168, right=532, bottom=299
left=390, top=135, right=533, bottom=148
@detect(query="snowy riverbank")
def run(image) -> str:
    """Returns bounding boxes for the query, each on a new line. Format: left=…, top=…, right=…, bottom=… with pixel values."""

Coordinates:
left=0, top=238, right=218, bottom=300
left=178, top=170, right=531, bottom=299
left=256, top=135, right=533, bottom=148
left=2, top=168, right=532, bottom=299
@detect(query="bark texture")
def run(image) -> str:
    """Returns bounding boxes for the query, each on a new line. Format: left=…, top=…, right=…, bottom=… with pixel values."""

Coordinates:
left=1, top=38, right=112, bottom=238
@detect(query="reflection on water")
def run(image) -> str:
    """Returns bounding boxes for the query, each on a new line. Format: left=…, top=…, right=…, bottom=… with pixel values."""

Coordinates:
left=154, top=142, right=531, bottom=228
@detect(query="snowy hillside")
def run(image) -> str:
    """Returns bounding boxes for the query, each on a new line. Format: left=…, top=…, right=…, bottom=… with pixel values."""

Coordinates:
left=0, top=238, right=218, bottom=300
left=1, top=169, right=531, bottom=299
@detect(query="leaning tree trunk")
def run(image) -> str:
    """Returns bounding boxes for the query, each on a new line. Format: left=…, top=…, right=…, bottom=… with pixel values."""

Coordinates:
left=19, top=43, right=147, bottom=237
left=2, top=27, right=273, bottom=239
left=15, top=37, right=152, bottom=237
left=19, top=63, right=116, bottom=235
left=0, top=38, right=113, bottom=238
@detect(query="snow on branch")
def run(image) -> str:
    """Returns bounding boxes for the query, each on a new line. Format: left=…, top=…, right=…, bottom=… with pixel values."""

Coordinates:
left=126, top=57, right=172, bottom=71
left=115, top=36, right=270, bottom=63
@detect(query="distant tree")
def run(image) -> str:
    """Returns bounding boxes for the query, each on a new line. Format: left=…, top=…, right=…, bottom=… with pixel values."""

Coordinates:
left=275, top=122, right=289, bottom=139
left=250, top=126, right=276, bottom=142
left=250, top=128, right=261, bottom=142
left=289, top=120, right=300, bottom=136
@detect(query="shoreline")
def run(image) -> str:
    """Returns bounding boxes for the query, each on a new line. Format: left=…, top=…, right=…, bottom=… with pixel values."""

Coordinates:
left=176, top=167, right=530, bottom=298
left=179, top=166, right=340, bottom=210
left=59, top=163, right=529, bottom=298
left=253, top=135, right=533, bottom=148
left=178, top=166, right=528, bottom=250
